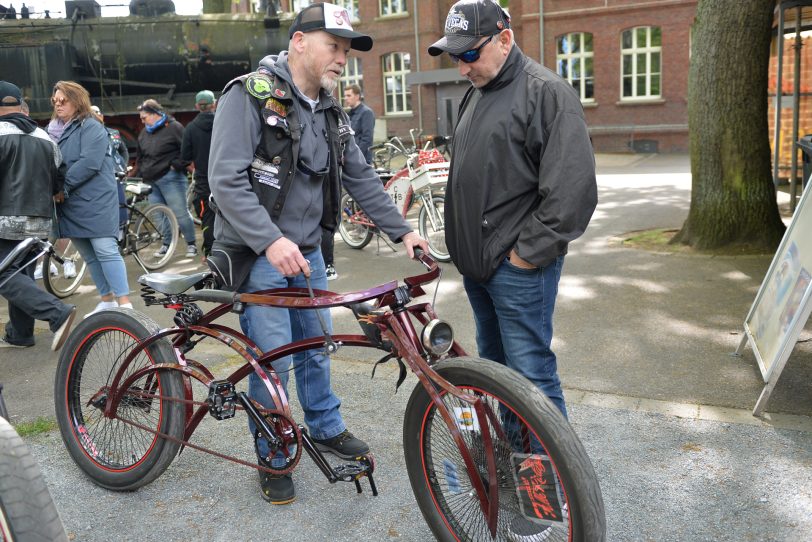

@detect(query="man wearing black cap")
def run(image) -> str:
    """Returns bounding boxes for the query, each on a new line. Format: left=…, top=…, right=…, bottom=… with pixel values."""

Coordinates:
left=0, top=81, right=77, bottom=351
left=429, top=0, right=596, bottom=425
left=208, top=2, right=427, bottom=505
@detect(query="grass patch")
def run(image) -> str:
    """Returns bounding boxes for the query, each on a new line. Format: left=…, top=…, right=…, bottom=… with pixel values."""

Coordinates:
left=619, top=228, right=687, bottom=253
left=14, top=417, right=57, bottom=437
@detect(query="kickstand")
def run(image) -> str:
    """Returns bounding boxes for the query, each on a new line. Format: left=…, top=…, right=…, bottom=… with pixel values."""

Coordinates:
left=374, top=233, right=398, bottom=256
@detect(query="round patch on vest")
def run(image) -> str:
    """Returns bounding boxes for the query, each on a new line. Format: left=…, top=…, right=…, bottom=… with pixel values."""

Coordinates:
left=246, top=74, right=273, bottom=99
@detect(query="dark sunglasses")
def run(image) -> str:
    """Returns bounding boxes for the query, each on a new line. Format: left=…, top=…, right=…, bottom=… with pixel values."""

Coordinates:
left=449, top=34, right=495, bottom=64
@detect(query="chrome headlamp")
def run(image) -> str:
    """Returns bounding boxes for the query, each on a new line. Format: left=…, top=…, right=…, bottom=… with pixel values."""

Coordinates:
left=421, top=319, right=454, bottom=356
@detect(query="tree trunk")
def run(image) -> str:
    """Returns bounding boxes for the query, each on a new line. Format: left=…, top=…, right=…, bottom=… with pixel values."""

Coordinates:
left=673, top=0, right=786, bottom=250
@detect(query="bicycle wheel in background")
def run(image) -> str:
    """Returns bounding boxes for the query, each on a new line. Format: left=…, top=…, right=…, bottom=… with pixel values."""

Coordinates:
left=418, top=195, right=450, bottom=262
left=186, top=177, right=202, bottom=226
left=133, top=204, right=179, bottom=270
left=0, top=417, right=68, bottom=542
left=54, top=310, right=185, bottom=491
left=42, top=239, right=88, bottom=299
left=403, top=357, right=606, bottom=542
left=338, top=192, right=373, bottom=249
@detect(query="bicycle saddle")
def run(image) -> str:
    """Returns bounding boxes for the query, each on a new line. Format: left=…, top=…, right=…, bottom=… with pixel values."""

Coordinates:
left=138, top=271, right=212, bottom=295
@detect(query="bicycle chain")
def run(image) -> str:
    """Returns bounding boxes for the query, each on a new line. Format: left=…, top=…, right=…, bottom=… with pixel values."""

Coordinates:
left=108, top=388, right=303, bottom=476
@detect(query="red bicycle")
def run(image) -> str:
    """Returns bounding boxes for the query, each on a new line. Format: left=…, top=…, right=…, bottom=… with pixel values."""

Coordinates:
left=54, top=251, right=605, bottom=541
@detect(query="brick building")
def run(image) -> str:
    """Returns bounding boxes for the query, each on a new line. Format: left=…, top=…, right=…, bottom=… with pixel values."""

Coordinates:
left=279, top=0, right=698, bottom=153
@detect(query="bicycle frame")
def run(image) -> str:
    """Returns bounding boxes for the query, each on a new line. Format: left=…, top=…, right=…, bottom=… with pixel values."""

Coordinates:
left=98, top=252, right=506, bottom=534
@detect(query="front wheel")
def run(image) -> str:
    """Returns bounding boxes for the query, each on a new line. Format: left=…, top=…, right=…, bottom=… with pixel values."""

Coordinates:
left=403, top=357, right=606, bottom=542
left=42, top=239, right=88, bottom=299
left=54, top=309, right=185, bottom=491
left=0, top=417, right=68, bottom=542
left=418, top=195, right=450, bottom=262
left=338, top=192, right=373, bottom=249
left=132, top=204, right=179, bottom=270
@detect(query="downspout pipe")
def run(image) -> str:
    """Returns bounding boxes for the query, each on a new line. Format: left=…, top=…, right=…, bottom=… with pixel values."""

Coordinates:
left=539, top=0, right=545, bottom=64
left=413, top=0, right=423, bottom=132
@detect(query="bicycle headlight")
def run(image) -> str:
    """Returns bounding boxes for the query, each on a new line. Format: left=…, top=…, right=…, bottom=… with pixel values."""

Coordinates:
left=421, top=319, right=454, bottom=356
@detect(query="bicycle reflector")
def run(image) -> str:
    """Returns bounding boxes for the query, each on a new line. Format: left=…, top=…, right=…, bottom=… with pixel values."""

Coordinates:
left=421, top=319, right=454, bottom=355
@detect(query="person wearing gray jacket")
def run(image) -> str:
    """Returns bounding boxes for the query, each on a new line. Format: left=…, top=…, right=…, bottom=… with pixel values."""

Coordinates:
left=428, top=0, right=596, bottom=427
left=208, top=2, right=427, bottom=505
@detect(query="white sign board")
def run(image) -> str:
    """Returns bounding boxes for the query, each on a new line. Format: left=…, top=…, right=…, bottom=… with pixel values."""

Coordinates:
left=740, top=183, right=812, bottom=415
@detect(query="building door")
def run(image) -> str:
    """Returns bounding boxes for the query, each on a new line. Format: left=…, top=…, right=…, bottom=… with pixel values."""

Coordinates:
left=436, top=83, right=470, bottom=136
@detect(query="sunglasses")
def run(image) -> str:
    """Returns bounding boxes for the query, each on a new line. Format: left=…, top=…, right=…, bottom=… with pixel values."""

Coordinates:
left=51, top=96, right=67, bottom=106
left=449, top=34, right=495, bottom=64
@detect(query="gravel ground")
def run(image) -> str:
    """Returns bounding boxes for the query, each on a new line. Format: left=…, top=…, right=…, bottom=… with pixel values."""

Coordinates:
left=22, top=357, right=812, bottom=542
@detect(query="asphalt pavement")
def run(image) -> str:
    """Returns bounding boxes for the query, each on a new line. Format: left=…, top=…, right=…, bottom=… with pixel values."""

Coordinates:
left=2, top=153, right=811, bottom=541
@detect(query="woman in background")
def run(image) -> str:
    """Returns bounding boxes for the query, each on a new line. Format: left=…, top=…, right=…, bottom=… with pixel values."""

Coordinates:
left=48, top=80, right=132, bottom=315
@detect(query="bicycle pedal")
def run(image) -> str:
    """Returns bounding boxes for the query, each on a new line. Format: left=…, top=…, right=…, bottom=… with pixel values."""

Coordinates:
left=207, top=380, right=237, bottom=420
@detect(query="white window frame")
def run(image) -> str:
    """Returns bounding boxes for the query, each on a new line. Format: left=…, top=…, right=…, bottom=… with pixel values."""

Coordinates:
left=620, top=26, right=662, bottom=100
left=382, top=52, right=412, bottom=115
left=379, top=0, right=407, bottom=17
left=338, top=57, right=364, bottom=98
left=555, top=32, right=595, bottom=103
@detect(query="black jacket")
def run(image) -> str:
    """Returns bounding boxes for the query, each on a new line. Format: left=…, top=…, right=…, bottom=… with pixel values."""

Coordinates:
left=446, top=45, right=597, bottom=283
left=0, top=113, right=62, bottom=219
left=347, top=102, right=374, bottom=163
left=181, top=111, right=214, bottom=195
left=136, top=117, right=187, bottom=182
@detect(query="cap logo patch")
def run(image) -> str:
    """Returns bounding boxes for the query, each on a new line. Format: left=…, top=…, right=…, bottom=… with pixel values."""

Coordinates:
left=445, top=10, right=469, bottom=34
left=323, top=3, right=354, bottom=31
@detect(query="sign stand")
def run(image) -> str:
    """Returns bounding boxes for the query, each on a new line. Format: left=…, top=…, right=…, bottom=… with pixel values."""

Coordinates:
left=737, top=182, right=812, bottom=417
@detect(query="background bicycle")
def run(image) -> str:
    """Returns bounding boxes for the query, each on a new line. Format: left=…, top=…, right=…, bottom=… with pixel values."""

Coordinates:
left=42, top=177, right=180, bottom=298
left=340, top=144, right=450, bottom=262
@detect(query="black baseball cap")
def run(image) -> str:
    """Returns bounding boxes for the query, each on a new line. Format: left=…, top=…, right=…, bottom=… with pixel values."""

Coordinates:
left=289, top=2, right=373, bottom=52
left=0, top=80, right=23, bottom=106
left=428, top=0, right=510, bottom=56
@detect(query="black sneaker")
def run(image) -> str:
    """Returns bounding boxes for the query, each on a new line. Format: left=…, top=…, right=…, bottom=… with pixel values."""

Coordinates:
left=258, top=470, right=296, bottom=505
left=312, top=430, right=369, bottom=459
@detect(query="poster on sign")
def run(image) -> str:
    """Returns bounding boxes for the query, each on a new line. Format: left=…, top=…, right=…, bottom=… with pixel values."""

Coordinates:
left=741, top=183, right=812, bottom=414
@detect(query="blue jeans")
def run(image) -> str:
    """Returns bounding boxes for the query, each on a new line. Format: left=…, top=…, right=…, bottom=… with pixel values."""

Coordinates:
left=239, top=249, right=344, bottom=464
left=148, top=169, right=196, bottom=246
left=463, top=255, right=567, bottom=418
left=72, top=237, right=130, bottom=298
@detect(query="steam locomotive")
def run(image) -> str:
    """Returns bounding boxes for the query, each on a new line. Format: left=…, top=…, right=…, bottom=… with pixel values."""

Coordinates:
left=0, top=0, right=289, bottom=145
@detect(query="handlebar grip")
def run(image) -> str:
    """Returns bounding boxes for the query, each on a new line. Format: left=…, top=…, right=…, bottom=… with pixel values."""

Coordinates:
left=189, top=289, right=241, bottom=304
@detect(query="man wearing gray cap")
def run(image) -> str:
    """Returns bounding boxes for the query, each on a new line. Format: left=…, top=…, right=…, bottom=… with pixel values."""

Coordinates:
left=429, top=0, right=596, bottom=425
left=209, top=2, right=427, bottom=504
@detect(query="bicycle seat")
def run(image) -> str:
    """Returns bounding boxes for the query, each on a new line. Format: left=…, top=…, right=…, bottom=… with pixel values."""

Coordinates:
left=138, top=271, right=212, bottom=295
left=125, top=181, right=152, bottom=196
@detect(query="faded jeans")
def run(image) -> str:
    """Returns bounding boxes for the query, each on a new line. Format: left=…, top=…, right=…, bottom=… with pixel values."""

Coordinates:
left=463, top=255, right=567, bottom=418
left=148, top=169, right=196, bottom=246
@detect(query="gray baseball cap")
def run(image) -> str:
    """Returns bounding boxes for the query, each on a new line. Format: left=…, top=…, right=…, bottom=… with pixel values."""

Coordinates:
left=428, top=0, right=510, bottom=56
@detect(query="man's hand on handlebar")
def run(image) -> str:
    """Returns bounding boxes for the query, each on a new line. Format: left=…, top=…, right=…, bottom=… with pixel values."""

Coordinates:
left=401, top=231, right=429, bottom=259
left=265, top=237, right=311, bottom=277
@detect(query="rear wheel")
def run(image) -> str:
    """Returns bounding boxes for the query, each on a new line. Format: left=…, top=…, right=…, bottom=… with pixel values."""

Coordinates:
left=338, top=192, right=373, bottom=249
left=42, top=239, right=88, bottom=299
left=418, top=195, right=450, bottom=262
left=0, top=417, right=68, bottom=542
left=54, top=309, right=185, bottom=491
left=131, top=204, right=179, bottom=270
left=403, top=357, right=606, bottom=542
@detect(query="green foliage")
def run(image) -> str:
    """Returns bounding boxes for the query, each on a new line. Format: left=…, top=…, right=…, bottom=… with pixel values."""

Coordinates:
left=14, top=417, right=57, bottom=437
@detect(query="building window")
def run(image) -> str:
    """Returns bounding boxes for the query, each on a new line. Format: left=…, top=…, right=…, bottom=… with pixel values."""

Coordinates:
left=382, top=52, right=411, bottom=114
left=556, top=32, right=594, bottom=102
left=338, top=57, right=363, bottom=97
left=379, top=0, right=407, bottom=17
left=621, top=26, right=662, bottom=99
left=291, top=1, right=358, bottom=20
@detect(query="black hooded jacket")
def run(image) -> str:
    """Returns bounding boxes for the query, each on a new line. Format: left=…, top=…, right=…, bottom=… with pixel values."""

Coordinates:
left=0, top=112, right=62, bottom=219
left=181, top=111, right=214, bottom=196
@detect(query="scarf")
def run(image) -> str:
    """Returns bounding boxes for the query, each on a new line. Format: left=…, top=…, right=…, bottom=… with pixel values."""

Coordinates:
left=145, top=113, right=168, bottom=134
left=47, top=118, right=67, bottom=142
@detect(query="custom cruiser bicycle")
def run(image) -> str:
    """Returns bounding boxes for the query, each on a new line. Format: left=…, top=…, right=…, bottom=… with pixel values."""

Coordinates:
left=54, top=251, right=605, bottom=541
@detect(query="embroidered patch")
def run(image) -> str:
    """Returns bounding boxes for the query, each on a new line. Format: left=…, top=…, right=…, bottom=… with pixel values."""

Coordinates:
left=264, top=98, right=287, bottom=117
left=274, top=88, right=286, bottom=98
left=338, top=122, right=353, bottom=137
left=246, top=74, right=273, bottom=99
